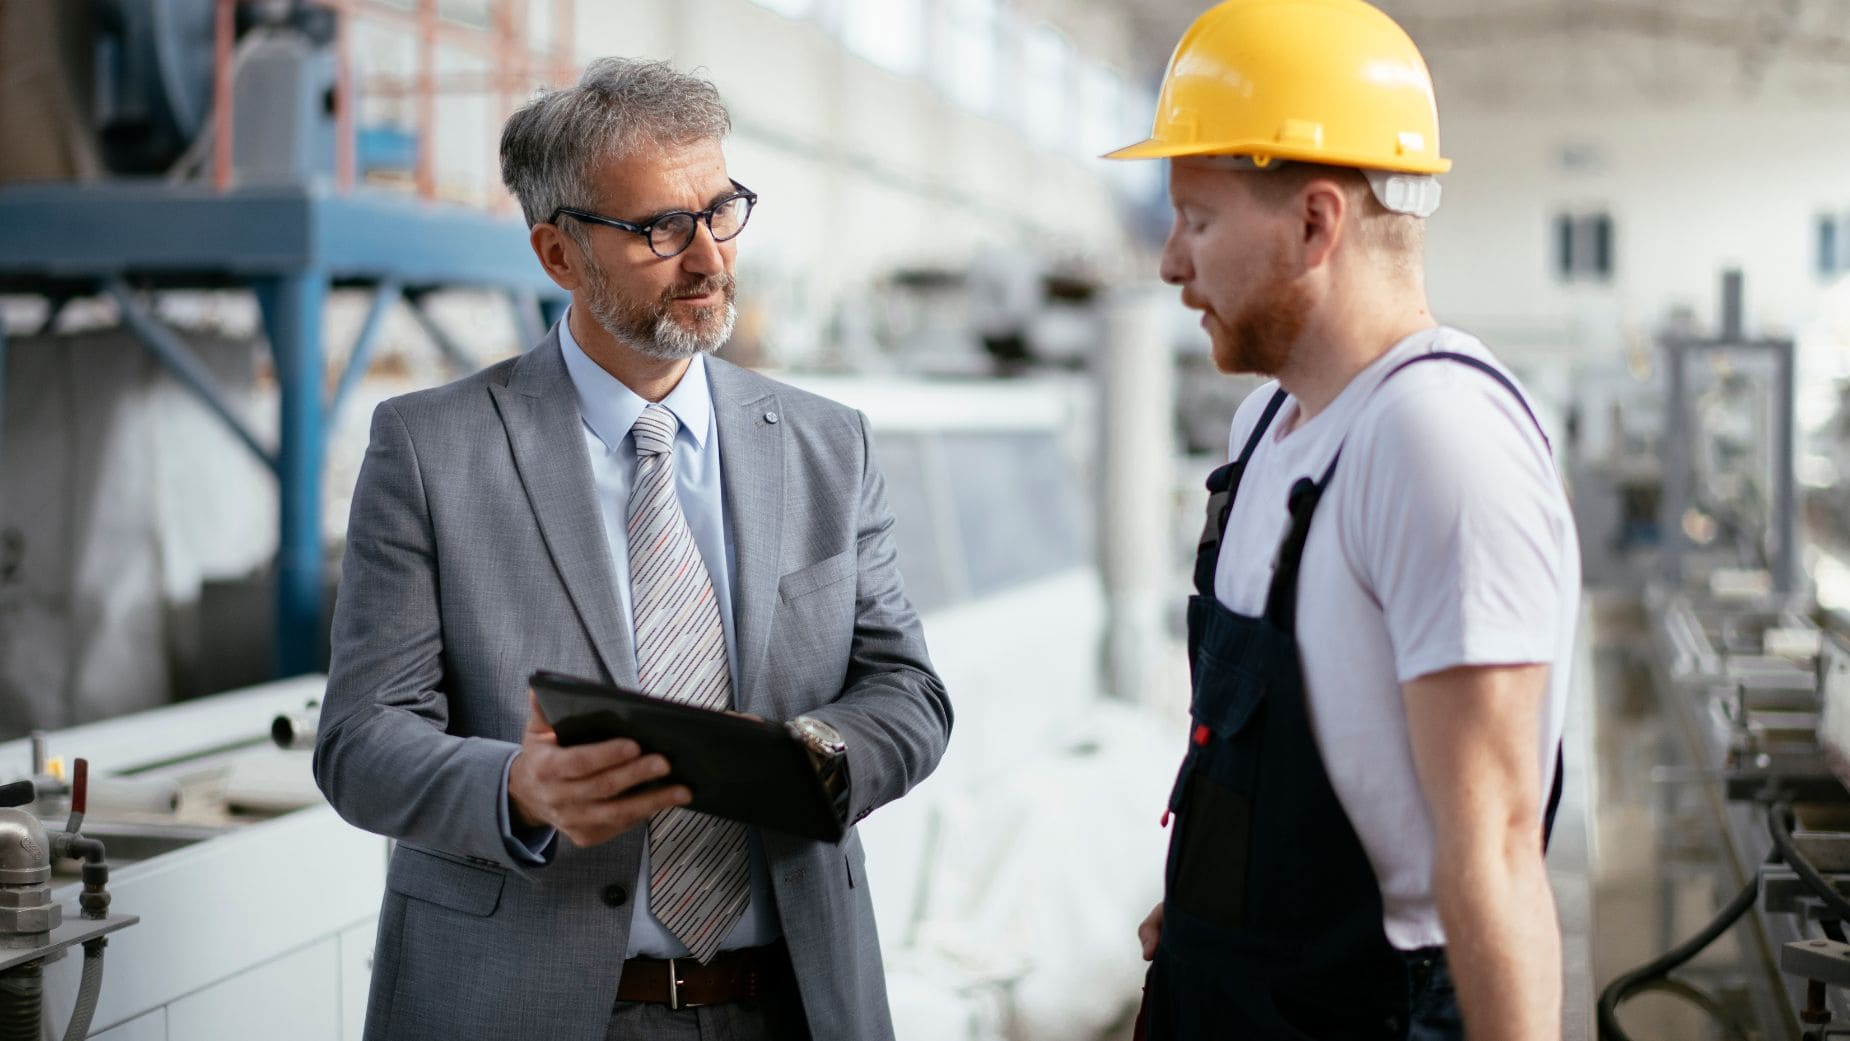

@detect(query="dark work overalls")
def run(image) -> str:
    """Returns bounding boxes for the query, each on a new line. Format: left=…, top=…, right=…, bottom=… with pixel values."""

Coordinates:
left=1140, top=352, right=1564, bottom=1041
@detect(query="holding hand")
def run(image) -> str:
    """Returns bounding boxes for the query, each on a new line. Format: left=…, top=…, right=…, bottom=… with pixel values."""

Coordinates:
left=1139, top=902, right=1164, bottom=961
left=507, top=691, right=691, bottom=848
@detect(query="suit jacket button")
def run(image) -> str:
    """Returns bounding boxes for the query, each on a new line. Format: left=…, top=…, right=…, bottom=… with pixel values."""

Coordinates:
left=601, top=884, right=629, bottom=908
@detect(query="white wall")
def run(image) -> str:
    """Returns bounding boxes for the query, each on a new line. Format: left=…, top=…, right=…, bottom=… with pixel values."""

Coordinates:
left=1427, top=106, right=1850, bottom=361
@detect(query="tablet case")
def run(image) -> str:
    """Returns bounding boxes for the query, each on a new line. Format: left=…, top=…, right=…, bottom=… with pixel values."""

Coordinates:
left=528, top=670, right=845, bottom=843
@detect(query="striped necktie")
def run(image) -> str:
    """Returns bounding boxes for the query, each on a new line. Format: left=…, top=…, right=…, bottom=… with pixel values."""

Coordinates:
left=627, top=404, right=749, bottom=963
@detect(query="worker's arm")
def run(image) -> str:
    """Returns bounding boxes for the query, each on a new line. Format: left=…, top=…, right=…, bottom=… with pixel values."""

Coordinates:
left=1403, top=662, right=1560, bottom=1041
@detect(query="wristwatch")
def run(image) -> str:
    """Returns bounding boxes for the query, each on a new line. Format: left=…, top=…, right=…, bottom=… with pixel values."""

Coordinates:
left=787, top=716, right=850, bottom=814
left=786, top=716, right=846, bottom=759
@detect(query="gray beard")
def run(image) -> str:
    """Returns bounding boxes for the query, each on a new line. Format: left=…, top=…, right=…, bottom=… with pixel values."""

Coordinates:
left=624, top=300, right=736, bottom=361
left=580, top=256, right=735, bottom=361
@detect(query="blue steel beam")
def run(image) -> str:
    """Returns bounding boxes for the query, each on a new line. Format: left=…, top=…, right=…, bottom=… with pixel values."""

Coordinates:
left=256, top=273, right=329, bottom=678
left=329, top=280, right=401, bottom=427
left=104, top=280, right=278, bottom=472
left=403, top=293, right=477, bottom=375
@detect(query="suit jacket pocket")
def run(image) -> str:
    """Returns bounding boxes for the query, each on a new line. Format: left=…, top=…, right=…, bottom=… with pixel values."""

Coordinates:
left=388, top=844, right=506, bottom=916
left=778, top=549, right=855, bottom=603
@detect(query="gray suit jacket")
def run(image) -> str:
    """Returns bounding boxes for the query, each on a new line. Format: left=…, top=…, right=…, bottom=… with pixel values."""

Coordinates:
left=314, top=330, right=951, bottom=1041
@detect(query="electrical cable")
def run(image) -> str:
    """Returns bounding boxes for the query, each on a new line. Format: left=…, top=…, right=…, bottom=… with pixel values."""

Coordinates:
left=1600, top=801, right=1850, bottom=1039
left=1596, top=871, right=1759, bottom=1040
left=1628, top=978, right=1755, bottom=1041
left=1768, top=800, right=1850, bottom=921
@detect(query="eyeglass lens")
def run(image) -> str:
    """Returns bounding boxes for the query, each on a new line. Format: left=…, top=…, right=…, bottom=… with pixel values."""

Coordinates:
left=650, top=195, right=753, bottom=256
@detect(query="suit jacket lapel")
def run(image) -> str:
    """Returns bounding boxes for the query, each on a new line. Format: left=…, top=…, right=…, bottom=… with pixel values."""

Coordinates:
left=488, top=331, right=638, bottom=687
left=709, top=358, right=784, bottom=713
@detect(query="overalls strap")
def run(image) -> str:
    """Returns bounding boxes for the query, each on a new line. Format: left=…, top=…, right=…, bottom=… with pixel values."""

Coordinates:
left=1192, top=388, right=1288, bottom=598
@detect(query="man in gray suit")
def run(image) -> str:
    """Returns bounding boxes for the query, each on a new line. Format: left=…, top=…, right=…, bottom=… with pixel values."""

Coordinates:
left=314, top=58, right=951, bottom=1041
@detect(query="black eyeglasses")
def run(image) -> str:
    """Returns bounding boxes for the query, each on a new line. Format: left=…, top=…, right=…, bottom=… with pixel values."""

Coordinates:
left=550, top=181, right=757, bottom=259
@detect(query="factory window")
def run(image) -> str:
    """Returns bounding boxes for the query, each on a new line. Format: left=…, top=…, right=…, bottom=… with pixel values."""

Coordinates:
left=1076, top=62, right=1124, bottom=160
left=1554, top=211, right=1614, bottom=282
left=843, top=0, right=926, bottom=76
left=943, top=431, right=1088, bottom=596
left=873, top=433, right=955, bottom=613
left=1017, top=21, right=1072, bottom=149
left=936, top=0, right=1001, bottom=116
left=1818, top=213, right=1850, bottom=278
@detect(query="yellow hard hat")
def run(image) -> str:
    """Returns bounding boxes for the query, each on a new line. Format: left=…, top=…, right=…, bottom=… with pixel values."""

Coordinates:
left=1105, top=0, right=1450, bottom=175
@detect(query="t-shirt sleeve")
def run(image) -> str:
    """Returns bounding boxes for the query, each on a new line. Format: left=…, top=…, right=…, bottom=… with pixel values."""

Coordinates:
left=1345, top=376, right=1573, bottom=684
left=1224, top=380, right=1286, bottom=463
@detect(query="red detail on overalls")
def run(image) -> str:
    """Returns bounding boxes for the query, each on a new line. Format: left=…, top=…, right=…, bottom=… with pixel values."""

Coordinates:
left=1192, top=724, right=1211, bottom=746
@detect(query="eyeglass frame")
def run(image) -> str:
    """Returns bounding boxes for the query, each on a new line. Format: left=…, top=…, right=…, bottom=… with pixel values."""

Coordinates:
left=548, top=180, right=758, bottom=259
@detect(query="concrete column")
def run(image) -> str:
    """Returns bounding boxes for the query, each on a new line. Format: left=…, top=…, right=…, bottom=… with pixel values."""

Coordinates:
left=1100, top=287, right=1175, bottom=707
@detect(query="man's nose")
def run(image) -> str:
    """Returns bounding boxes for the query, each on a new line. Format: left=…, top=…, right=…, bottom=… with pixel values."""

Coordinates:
left=1158, top=236, right=1191, bottom=286
left=679, top=222, right=726, bottom=275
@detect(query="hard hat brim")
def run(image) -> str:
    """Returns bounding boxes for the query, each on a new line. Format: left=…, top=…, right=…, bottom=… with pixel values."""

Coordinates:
left=1101, top=135, right=1452, bottom=175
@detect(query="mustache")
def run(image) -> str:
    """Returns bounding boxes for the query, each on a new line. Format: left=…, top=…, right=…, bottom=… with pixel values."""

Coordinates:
left=665, top=274, right=735, bottom=301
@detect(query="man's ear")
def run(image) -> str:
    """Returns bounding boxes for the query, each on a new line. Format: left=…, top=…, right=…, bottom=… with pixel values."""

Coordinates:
left=530, top=223, right=585, bottom=293
left=1296, top=177, right=1349, bottom=271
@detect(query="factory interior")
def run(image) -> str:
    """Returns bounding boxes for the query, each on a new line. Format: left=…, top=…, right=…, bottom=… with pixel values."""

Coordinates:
left=5, top=0, right=1850, bottom=1038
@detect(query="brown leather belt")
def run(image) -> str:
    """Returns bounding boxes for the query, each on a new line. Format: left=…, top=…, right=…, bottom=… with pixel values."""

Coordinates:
left=616, top=941, right=793, bottom=1010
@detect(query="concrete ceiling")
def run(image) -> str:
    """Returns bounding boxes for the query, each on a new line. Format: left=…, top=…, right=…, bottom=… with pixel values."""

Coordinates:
left=1045, top=0, right=1850, bottom=111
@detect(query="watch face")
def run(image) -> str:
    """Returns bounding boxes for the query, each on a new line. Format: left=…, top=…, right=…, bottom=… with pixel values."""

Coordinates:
left=794, top=717, right=845, bottom=754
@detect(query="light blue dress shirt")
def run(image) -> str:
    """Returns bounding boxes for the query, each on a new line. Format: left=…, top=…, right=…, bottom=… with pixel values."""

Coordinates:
left=499, top=312, right=781, bottom=958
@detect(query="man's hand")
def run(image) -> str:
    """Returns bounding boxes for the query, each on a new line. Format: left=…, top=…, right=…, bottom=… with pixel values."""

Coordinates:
left=508, top=691, right=690, bottom=848
left=1138, top=902, right=1164, bottom=961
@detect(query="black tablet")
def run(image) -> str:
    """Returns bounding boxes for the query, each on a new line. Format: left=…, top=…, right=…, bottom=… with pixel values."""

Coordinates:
left=528, top=670, right=844, bottom=843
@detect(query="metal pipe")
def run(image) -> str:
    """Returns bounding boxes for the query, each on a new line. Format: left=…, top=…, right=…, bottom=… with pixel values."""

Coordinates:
left=105, top=280, right=277, bottom=472
left=1774, top=333, right=1800, bottom=597
left=1721, top=268, right=1744, bottom=342
left=1662, top=337, right=1690, bottom=588
left=272, top=712, right=318, bottom=750
left=212, top=0, right=235, bottom=191
left=333, top=0, right=355, bottom=192
left=416, top=0, right=437, bottom=200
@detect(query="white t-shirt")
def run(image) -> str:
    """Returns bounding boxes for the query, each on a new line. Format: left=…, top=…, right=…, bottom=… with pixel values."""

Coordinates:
left=1212, top=325, right=1580, bottom=951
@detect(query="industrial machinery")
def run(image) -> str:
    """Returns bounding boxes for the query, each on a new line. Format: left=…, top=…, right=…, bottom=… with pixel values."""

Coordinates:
left=1593, top=274, right=1850, bottom=1039
left=0, top=758, right=137, bottom=1041
left=0, top=0, right=570, bottom=688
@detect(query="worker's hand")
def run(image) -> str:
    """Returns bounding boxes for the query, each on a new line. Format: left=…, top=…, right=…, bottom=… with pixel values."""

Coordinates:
left=1138, top=902, right=1164, bottom=961
left=507, top=691, right=690, bottom=848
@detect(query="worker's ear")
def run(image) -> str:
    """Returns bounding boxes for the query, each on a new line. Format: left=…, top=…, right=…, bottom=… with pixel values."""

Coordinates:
left=1294, top=176, right=1349, bottom=271
left=530, top=223, right=586, bottom=293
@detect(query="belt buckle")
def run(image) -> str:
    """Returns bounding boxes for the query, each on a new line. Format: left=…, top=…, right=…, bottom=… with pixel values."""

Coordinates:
left=666, top=957, right=701, bottom=1011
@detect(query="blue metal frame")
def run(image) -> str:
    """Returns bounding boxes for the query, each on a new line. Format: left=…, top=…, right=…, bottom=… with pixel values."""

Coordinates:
left=329, top=280, right=401, bottom=429
left=0, top=181, right=566, bottom=677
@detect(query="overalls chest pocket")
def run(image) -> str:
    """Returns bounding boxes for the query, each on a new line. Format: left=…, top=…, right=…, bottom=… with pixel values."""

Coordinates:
left=1170, top=596, right=1290, bottom=810
left=1166, top=597, right=1294, bottom=931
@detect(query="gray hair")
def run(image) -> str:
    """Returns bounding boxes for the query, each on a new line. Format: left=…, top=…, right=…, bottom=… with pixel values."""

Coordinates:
left=499, top=58, right=732, bottom=232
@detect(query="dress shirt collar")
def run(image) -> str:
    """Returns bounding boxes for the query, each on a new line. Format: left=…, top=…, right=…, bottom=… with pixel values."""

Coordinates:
left=558, top=307, right=713, bottom=453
